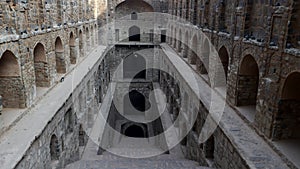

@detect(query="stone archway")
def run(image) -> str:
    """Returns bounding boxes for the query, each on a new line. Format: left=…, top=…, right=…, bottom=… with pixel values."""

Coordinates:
left=237, top=54, right=259, bottom=106
left=79, top=30, right=84, bottom=57
left=0, top=50, right=24, bottom=108
left=218, top=46, right=229, bottom=80
left=34, top=43, right=50, bottom=87
left=124, top=125, right=145, bottom=137
left=189, top=35, right=197, bottom=64
left=273, top=72, right=300, bottom=139
left=85, top=27, right=90, bottom=50
left=55, top=37, right=66, bottom=74
left=69, top=32, right=77, bottom=64
left=129, top=26, right=140, bottom=41
left=50, top=134, right=60, bottom=161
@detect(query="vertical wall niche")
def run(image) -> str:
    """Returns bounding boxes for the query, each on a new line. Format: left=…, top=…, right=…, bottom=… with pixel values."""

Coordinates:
left=50, top=134, right=60, bottom=161
left=218, top=0, right=226, bottom=32
left=186, top=0, right=190, bottom=20
left=235, top=15, right=243, bottom=37
left=204, top=0, right=210, bottom=28
left=64, top=108, right=73, bottom=134
left=286, top=1, right=300, bottom=49
left=270, top=16, right=281, bottom=46
left=237, top=55, right=259, bottom=107
left=192, top=0, right=198, bottom=25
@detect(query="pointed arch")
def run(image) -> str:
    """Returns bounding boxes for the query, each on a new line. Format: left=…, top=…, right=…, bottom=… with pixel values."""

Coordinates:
left=79, top=30, right=84, bottom=57
left=69, top=32, right=77, bottom=64
left=34, top=43, right=50, bottom=87
left=273, top=72, right=300, bottom=139
left=237, top=54, right=259, bottom=106
left=0, top=51, right=25, bottom=108
left=177, top=29, right=182, bottom=52
left=189, top=35, right=198, bottom=64
left=218, top=46, right=229, bottom=80
left=50, top=134, right=60, bottom=161
left=55, top=37, right=66, bottom=73
left=129, top=26, right=141, bottom=41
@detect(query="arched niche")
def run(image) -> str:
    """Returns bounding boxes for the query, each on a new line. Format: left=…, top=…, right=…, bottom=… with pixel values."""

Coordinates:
left=34, top=43, right=50, bottom=87
left=128, top=25, right=141, bottom=41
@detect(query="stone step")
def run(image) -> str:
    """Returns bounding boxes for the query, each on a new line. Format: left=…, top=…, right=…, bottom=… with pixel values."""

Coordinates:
left=65, top=159, right=212, bottom=169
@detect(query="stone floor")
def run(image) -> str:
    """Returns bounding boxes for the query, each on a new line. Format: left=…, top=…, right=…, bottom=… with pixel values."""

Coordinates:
left=66, top=137, right=212, bottom=169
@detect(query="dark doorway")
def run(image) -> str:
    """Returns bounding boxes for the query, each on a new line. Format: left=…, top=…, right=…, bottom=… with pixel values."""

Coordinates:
left=129, top=26, right=140, bottom=41
left=124, top=125, right=145, bottom=138
left=161, top=30, right=166, bottom=42
left=129, top=90, right=146, bottom=112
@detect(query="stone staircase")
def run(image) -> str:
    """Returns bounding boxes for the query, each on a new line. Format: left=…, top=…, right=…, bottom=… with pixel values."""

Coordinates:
left=65, top=153, right=212, bottom=169
left=65, top=137, right=213, bottom=169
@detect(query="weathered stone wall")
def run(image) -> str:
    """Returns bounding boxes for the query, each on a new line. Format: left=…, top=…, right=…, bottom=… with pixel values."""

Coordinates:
left=273, top=100, right=300, bottom=139
left=0, top=77, right=25, bottom=108
left=14, top=48, right=110, bottom=169
left=167, top=0, right=300, bottom=143
left=236, top=75, right=258, bottom=106
left=0, top=22, right=97, bottom=108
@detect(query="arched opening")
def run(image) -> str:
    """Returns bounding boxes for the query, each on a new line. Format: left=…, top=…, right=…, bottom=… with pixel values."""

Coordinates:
left=124, top=125, right=145, bottom=138
left=131, top=12, right=138, bottom=20
left=55, top=37, right=66, bottom=74
left=129, top=26, right=140, bottom=41
left=204, top=136, right=215, bottom=160
left=115, top=0, right=154, bottom=19
left=189, top=35, right=197, bottom=64
left=192, top=0, right=198, bottom=25
left=34, top=43, right=50, bottom=87
left=85, top=27, right=90, bottom=49
left=237, top=55, right=259, bottom=107
left=173, top=28, right=177, bottom=48
left=123, top=53, right=146, bottom=79
left=183, top=31, right=189, bottom=58
left=169, top=26, right=173, bottom=45
left=79, top=30, right=84, bottom=57
left=0, top=51, right=24, bottom=108
left=177, top=29, right=182, bottom=53
left=274, top=72, right=300, bottom=139
left=64, top=108, right=73, bottom=134
left=161, top=30, right=166, bottom=43
left=91, top=26, right=95, bottom=47
left=124, top=90, right=148, bottom=115
left=201, top=39, right=210, bottom=74
left=186, top=0, right=190, bottom=20
left=69, top=32, right=77, bottom=64
left=218, top=46, right=229, bottom=80
left=50, top=134, right=60, bottom=161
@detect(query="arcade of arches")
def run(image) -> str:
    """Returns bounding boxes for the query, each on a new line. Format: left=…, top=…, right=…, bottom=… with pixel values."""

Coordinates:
left=0, top=0, right=299, bottom=169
